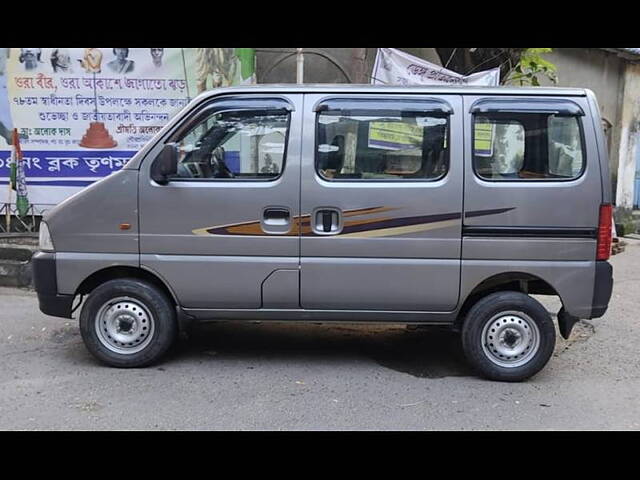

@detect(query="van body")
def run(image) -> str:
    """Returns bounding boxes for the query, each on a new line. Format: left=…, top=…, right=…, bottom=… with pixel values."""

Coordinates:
left=32, top=85, right=614, bottom=381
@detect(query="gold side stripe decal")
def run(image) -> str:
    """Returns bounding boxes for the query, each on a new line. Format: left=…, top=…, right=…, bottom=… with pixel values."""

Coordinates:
left=192, top=206, right=398, bottom=236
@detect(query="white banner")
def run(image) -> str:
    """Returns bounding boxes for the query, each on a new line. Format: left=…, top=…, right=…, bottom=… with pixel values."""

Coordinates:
left=371, top=48, right=500, bottom=86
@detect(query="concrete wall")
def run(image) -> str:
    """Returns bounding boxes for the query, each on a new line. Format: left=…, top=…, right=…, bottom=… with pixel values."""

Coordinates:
left=255, top=48, right=441, bottom=85
left=538, top=49, right=625, bottom=193
left=540, top=49, right=623, bottom=130
left=256, top=48, right=360, bottom=84
left=614, top=62, right=640, bottom=211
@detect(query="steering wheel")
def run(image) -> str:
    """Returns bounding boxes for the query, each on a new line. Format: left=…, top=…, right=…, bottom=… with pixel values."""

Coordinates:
left=210, top=147, right=234, bottom=178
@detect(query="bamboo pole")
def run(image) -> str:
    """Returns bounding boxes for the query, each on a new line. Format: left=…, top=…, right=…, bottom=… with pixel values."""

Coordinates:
left=5, top=142, right=13, bottom=232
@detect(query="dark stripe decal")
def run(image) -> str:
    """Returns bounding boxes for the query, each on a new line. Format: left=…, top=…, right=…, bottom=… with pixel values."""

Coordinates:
left=463, top=226, right=597, bottom=239
left=464, top=207, right=516, bottom=218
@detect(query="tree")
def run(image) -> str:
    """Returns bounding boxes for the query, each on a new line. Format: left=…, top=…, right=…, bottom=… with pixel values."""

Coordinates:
left=435, top=48, right=557, bottom=86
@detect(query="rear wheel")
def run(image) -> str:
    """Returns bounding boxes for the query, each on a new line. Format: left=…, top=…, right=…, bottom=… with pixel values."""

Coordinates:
left=461, top=291, right=556, bottom=382
left=79, top=278, right=177, bottom=367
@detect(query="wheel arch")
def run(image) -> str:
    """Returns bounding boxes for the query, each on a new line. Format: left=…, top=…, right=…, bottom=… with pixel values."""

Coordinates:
left=454, top=271, right=561, bottom=330
left=75, top=265, right=179, bottom=307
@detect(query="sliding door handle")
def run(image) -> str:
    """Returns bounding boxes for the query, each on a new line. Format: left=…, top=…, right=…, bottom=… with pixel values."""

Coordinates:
left=313, top=208, right=341, bottom=235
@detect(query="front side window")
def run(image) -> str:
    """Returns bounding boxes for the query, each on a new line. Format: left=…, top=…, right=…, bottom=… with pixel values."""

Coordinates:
left=316, top=110, right=449, bottom=181
left=173, top=109, right=289, bottom=180
left=473, top=112, right=584, bottom=181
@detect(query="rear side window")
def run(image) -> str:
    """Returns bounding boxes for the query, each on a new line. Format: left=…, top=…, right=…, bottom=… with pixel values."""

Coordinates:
left=316, top=111, right=449, bottom=181
left=473, top=112, right=584, bottom=181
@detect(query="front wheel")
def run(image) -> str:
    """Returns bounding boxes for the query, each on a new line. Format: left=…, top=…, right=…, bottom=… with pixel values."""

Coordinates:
left=79, top=278, right=177, bottom=368
left=461, top=291, right=556, bottom=382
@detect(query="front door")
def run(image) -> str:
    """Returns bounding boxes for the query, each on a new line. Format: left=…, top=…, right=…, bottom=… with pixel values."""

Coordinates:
left=138, top=94, right=303, bottom=309
left=299, top=94, right=463, bottom=311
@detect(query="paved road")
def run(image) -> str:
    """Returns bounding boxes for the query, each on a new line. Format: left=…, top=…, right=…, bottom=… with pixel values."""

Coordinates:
left=1, top=239, right=639, bottom=430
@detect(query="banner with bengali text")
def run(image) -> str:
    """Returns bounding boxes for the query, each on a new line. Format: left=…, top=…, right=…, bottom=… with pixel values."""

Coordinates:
left=371, top=48, right=500, bottom=87
left=0, top=48, right=255, bottom=212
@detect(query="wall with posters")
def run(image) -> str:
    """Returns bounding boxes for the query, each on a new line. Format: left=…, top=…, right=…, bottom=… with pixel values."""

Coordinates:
left=0, top=48, right=255, bottom=213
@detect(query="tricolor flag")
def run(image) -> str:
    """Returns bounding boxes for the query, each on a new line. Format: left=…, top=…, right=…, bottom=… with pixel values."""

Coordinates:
left=9, top=129, right=29, bottom=217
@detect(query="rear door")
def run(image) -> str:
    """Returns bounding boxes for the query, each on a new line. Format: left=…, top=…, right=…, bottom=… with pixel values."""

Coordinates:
left=299, top=93, right=463, bottom=311
left=462, top=95, right=601, bottom=258
left=138, top=94, right=303, bottom=309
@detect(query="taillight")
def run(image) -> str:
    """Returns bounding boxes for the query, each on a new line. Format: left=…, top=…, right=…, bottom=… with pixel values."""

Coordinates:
left=596, top=204, right=612, bottom=261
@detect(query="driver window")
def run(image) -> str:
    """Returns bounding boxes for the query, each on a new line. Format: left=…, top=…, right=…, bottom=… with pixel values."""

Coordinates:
left=174, top=109, right=289, bottom=180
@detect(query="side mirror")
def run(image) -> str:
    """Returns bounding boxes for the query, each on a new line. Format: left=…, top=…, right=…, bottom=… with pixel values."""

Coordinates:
left=150, top=143, right=178, bottom=185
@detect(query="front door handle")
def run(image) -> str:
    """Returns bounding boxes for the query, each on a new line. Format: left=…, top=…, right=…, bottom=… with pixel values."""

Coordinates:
left=261, top=207, right=291, bottom=235
left=263, top=207, right=290, bottom=226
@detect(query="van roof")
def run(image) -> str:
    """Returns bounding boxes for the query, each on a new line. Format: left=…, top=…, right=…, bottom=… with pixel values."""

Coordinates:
left=192, top=84, right=588, bottom=100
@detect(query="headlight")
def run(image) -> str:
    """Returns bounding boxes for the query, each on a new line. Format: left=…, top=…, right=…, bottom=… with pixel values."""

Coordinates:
left=39, top=222, right=55, bottom=252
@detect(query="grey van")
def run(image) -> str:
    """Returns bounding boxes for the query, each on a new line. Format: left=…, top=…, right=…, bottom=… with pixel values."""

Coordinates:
left=32, top=84, right=614, bottom=381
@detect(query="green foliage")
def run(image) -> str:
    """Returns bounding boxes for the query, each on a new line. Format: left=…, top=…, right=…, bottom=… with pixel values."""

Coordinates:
left=505, top=48, right=558, bottom=86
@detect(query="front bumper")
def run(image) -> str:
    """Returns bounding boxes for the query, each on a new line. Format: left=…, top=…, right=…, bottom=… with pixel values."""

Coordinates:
left=32, top=251, right=74, bottom=318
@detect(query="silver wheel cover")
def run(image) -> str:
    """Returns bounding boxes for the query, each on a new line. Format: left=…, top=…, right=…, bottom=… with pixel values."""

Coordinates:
left=481, top=310, right=540, bottom=368
left=94, top=296, right=155, bottom=355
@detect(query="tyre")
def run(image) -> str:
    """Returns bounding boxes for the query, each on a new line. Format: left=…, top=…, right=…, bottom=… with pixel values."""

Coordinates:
left=79, top=278, right=177, bottom=368
left=461, top=291, right=556, bottom=382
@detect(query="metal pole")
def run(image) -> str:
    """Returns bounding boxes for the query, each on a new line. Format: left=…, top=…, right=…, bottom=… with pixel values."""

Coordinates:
left=296, top=48, right=304, bottom=84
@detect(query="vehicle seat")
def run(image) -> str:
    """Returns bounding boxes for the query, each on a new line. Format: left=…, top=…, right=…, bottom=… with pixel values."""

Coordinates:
left=319, top=135, right=345, bottom=177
